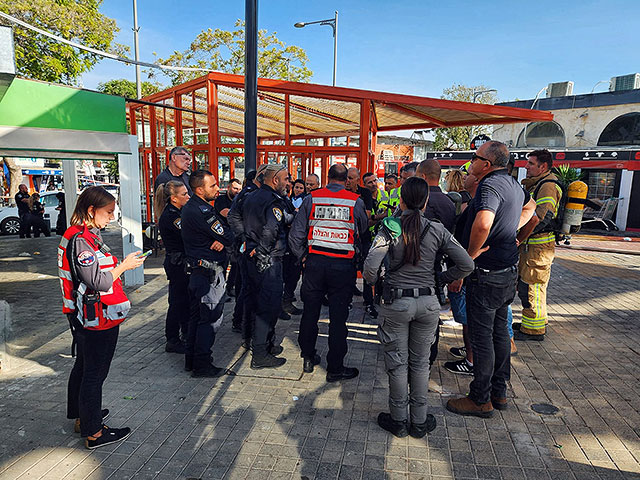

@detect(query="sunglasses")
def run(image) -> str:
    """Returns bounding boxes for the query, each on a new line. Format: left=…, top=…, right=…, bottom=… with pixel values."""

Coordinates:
left=471, top=153, right=493, bottom=165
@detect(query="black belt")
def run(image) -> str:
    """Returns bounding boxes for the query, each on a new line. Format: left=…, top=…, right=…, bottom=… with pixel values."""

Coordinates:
left=393, top=287, right=435, bottom=298
left=475, top=265, right=516, bottom=274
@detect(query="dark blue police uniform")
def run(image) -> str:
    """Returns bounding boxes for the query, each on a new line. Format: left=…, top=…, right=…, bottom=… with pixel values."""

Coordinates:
left=158, top=204, right=189, bottom=350
left=227, top=183, right=258, bottom=339
left=181, top=194, right=233, bottom=376
left=242, top=184, right=288, bottom=368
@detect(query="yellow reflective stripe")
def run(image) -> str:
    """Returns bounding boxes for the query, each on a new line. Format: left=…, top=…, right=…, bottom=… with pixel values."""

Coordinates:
left=527, top=233, right=556, bottom=244
left=536, top=196, right=557, bottom=206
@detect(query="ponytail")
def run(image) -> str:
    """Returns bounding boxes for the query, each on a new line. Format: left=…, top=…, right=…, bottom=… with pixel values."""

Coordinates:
left=399, top=177, right=430, bottom=266
left=154, top=180, right=185, bottom=219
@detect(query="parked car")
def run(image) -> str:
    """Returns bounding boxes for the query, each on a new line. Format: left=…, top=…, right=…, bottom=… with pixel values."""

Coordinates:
left=0, top=189, right=120, bottom=235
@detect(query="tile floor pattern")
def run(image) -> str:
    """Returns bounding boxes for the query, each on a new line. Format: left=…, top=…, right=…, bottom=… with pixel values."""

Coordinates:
left=1, top=232, right=639, bottom=479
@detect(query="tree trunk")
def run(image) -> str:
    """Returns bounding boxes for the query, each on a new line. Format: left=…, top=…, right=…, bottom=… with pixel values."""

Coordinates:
left=3, top=158, right=23, bottom=206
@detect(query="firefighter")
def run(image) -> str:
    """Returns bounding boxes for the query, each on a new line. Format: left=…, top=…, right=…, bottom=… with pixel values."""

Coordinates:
left=59, top=186, right=146, bottom=449
left=242, top=164, right=291, bottom=368
left=289, top=163, right=368, bottom=381
left=181, top=170, right=233, bottom=377
left=515, top=149, right=562, bottom=341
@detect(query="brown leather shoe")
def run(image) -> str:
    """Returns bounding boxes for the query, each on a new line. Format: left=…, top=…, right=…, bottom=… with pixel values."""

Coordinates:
left=446, top=396, right=494, bottom=418
left=491, top=395, right=508, bottom=411
left=510, top=337, right=518, bottom=356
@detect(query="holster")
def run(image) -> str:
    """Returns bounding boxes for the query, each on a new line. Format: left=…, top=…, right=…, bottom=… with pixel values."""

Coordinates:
left=381, top=282, right=394, bottom=305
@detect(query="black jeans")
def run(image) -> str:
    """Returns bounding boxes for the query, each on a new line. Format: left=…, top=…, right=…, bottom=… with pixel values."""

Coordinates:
left=466, top=266, right=517, bottom=404
left=164, top=260, right=189, bottom=341
left=299, top=254, right=354, bottom=372
left=283, top=252, right=302, bottom=303
left=245, top=257, right=283, bottom=357
left=67, top=321, right=119, bottom=436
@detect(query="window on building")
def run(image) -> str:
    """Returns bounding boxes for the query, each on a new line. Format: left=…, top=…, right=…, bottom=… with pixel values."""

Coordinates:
left=586, top=171, right=616, bottom=200
left=516, top=121, right=565, bottom=147
left=597, top=112, right=640, bottom=146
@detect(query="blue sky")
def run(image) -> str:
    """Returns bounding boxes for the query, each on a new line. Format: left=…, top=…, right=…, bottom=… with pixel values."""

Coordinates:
left=82, top=0, right=639, bottom=103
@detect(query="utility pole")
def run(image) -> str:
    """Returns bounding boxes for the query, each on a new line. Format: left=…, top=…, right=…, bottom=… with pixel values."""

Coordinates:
left=244, top=0, right=258, bottom=173
left=132, top=0, right=142, bottom=99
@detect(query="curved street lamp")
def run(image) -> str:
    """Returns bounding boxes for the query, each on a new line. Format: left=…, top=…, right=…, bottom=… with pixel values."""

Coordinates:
left=294, top=11, right=338, bottom=86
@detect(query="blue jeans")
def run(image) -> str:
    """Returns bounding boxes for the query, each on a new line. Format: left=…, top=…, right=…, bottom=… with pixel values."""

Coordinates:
left=466, top=267, right=517, bottom=404
left=507, top=305, right=513, bottom=339
left=449, top=287, right=467, bottom=325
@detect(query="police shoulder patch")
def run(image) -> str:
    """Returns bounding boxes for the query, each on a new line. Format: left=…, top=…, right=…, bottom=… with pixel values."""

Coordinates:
left=173, top=218, right=181, bottom=230
left=211, top=220, right=224, bottom=235
left=77, top=250, right=96, bottom=266
left=272, top=207, right=283, bottom=222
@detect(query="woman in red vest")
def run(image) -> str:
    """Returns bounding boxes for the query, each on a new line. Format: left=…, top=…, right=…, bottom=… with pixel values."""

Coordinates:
left=59, top=186, right=146, bottom=449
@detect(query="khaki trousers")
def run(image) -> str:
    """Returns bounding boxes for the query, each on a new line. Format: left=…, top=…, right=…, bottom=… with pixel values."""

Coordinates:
left=517, top=242, right=555, bottom=335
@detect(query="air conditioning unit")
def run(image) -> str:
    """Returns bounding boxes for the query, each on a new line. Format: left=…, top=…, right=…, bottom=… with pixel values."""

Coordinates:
left=609, top=73, right=640, bottom=92
left=546, top=81, right=574, bottom=98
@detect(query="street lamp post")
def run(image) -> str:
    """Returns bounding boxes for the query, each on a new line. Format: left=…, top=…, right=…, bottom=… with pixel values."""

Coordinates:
left=132, top=0, right=142, bottom=99
left=294, top=11, right=338, bottom=86
left=472, top=88, right=497, bottom=103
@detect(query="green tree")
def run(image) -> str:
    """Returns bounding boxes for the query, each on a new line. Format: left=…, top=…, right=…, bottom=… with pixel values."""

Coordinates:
left=97, top=79, right=163, bottom=98
left=0, top=0, right=123, bottom=85
left=432, top=84, right=499, bottom=151
left=152, top=20, right=313, bottom=85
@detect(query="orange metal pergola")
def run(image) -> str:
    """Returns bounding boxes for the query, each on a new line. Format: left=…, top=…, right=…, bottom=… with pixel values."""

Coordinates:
left=127, top=72, right=553, bottom=221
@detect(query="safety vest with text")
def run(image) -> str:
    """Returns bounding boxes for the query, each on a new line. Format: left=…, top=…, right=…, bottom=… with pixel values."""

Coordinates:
left=308, top=187, right=359, bottom=259
left=58, top=225, right=130, bottom=330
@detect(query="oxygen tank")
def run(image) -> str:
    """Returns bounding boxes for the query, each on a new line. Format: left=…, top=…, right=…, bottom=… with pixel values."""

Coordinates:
left=561, top=180, right=588, bottom=234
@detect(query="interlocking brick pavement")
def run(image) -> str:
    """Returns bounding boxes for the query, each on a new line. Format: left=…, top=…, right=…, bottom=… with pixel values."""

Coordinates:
left=1, top=231, right=639, bottom=480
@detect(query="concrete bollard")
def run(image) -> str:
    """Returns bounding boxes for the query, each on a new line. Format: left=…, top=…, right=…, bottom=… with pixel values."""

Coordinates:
left=0, top=300, right=12, bottom=372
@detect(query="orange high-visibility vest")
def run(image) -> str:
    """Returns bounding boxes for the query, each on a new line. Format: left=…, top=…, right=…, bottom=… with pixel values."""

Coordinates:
left=307, top=187, right=359, bottom=259
left=58, top=225, right=130, bottom=330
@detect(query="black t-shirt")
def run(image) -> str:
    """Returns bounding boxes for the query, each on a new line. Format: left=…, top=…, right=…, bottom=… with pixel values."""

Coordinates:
left=461, top=169, right=530, bottom=270
left=356, top=186, right=374, bottom=212
left=15, top=192, right=30, bottom=216
left=214, top=193, right=234, bottom=222
left=425, top=186, right=456, bottom=233
left=356, top=186, right=373, bottom=245
left=154, top=168, right=192, bottom=196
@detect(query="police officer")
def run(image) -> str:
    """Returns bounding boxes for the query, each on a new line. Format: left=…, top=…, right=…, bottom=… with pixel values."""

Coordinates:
left=289, top=163, right=368, bottom=381
left=227, top=165, right=268, bottom=343
left=181, top=170, right=233, bottom=378
left=155, top=180, right=190, bottom=353
left=15, top=184, right=31, bottom=238
left=242, top=164, right=291, bottom=369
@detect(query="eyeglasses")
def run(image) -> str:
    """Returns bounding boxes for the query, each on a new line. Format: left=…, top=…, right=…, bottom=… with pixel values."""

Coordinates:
left=471, top=153, right=493, bottom=165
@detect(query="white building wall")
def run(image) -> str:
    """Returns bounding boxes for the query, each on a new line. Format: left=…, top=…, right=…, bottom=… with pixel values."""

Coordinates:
left=492, top=103, right=640, bottom=148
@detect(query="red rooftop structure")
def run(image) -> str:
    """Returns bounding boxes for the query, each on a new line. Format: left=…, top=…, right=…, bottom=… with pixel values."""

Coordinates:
left=128, top=72, right=553, bottom=220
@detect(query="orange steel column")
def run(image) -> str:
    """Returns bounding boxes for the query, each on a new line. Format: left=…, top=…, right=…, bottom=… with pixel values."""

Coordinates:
left=174, top=91, right=183, bottom=150
left=207, top=78, right=219, bottom=180
left=358, top=100, right=371, bottom=175
left=149, top=105, right=159, bottom=182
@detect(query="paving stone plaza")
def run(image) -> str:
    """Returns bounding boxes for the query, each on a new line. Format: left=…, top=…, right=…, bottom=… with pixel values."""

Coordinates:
left=1, top=231, right=640, bottom=480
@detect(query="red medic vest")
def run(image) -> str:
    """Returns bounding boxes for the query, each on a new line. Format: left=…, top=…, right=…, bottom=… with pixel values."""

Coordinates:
left=307, top=187, right=359, bottom=259
left=58, top=225, right=130, bottom=330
